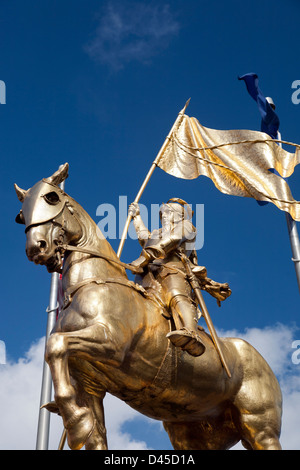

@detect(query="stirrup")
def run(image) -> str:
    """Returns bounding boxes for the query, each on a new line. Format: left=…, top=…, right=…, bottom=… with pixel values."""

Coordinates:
left=166, top=328, right=205, bottom=357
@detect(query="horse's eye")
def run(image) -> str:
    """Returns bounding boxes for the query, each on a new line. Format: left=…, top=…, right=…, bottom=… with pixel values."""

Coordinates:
left=44, top=191, right=60, bottom=205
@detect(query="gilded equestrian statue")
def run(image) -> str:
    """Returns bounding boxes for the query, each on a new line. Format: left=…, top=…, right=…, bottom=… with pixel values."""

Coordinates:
left=15, top=163, right=282, bottom=450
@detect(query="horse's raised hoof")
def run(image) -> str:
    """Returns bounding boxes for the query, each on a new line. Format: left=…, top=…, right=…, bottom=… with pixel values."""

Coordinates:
left=166, top=329, right=205, bottom=357
left=65, top=408, right=95, bottom=450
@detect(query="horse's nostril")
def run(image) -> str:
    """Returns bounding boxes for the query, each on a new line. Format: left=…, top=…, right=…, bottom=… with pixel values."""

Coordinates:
left=38, top=240, right=47, bottom=251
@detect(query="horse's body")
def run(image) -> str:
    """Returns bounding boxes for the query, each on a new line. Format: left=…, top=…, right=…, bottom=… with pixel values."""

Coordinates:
left=15, top=164, right=282, bottom=450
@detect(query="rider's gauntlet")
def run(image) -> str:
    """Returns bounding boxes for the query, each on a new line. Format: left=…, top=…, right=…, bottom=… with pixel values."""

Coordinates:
left=158, top=234, right=181, bottom=255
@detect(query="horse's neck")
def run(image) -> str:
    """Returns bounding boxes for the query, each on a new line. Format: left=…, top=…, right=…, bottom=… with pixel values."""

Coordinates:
left=62, top=204, right=127, bottom=291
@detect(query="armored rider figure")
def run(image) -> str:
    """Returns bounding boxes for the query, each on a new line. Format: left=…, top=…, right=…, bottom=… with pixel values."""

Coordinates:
left=129, top=198, right=206, bottom=357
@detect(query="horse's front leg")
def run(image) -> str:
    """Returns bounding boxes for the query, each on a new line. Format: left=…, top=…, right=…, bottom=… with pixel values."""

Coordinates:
left=45, top=322, right=124, bottom=450
left=84, top=394, right=108, bottom=450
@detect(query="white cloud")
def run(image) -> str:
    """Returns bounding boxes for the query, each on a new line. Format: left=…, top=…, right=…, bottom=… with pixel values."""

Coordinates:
left=0, top=337, right=150, bottom=450
left=103, top=394, right=150, bottom=450
left=0, top=323, right=299, bottom=450
left=84, top=2, right=180, bottom=70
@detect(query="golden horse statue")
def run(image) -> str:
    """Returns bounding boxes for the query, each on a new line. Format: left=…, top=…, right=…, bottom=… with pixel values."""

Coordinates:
left=15, top=164, right=282, bottom=450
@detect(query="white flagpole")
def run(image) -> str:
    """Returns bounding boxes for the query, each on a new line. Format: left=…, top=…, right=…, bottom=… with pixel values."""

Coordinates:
left=277, top=129, right=300, bottom=293
left=266, top=98, right=300, bottom=292
left=36, top=272, right=59, bottom=449
left=36, top=168, right=66, bottom=450
left=285, top=210, right=300, bottom=292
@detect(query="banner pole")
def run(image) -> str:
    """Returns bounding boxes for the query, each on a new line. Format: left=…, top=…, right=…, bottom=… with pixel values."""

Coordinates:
left=276, top=127, right=300, bottom=293
left=285, top=212, right=300, bottom=292
left=116, top=99, right=190, bottom=258
left=36, top=168, right=66, bottom=450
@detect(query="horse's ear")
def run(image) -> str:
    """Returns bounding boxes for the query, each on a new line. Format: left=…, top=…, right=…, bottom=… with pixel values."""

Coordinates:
left=14, top=183, right=27, bottom=202
left=44, top=163, right=69, bottom=186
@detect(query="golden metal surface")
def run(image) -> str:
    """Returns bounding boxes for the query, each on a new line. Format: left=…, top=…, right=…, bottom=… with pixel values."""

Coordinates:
left=179, top=251, right=231, bottom=378
left=130, top=199, right=230, bottom=362
left=15, top=164, right=282, bottom=450
left=158, top=114, right=300, bottom=221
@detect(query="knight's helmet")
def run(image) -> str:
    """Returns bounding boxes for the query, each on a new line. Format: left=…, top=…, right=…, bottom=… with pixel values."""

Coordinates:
left=160, top=198, right=194, bottom=221
left=14, top=163, right=69, bottom=230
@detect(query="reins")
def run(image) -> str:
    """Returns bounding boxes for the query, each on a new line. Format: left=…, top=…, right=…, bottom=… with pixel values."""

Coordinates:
left=59, top=243, right=193, bottom=278
left=59, top=243, right=144, bottom=274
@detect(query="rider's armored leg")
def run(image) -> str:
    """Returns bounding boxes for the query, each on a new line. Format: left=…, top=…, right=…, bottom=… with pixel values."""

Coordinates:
left=170, top=294, right=198, bottom=330
left=167, top=294, right=205, bottom=357
left=159, top=271, right=205, bottom=357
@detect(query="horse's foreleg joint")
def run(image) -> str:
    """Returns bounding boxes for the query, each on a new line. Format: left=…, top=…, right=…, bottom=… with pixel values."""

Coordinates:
left=45, top=333, right=67, bottom=362
left=45, top=333, right=75, bottom=404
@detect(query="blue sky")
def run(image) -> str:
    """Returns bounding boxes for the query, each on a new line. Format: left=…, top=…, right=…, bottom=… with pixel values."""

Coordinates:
left=1, top=0, right=300, bottom=450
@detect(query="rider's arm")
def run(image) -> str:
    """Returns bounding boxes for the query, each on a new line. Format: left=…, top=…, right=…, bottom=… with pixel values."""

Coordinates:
left=146, top=221, right=196, bottom=258
left=129, top=203, right=150, bottom=248
left=130, top=221, right=196, bottom=269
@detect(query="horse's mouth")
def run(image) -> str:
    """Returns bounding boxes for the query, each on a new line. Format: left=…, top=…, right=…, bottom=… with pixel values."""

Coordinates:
left=31, top=251, right=63, bottom=273
left=46, top=252, right=63, bottom=273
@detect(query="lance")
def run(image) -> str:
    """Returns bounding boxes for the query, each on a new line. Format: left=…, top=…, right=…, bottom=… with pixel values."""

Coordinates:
left=179, top=251, right=231, bottom=378
left=266, top=98, right=300, bottom=293
left=117, top=99, right=190, bottom=258
left=36, top=167, right=66, bottom=450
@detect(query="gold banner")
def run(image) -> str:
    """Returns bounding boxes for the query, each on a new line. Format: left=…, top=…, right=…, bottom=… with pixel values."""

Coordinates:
left=158, top=114, right=300, bottom=221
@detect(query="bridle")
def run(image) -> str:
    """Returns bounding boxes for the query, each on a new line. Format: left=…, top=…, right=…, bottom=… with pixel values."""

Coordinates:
left=49, top=206, right=144, bottom=275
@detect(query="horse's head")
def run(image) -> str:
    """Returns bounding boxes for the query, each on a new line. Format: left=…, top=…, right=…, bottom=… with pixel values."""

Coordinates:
left=15, top=163, right=83, bottom=273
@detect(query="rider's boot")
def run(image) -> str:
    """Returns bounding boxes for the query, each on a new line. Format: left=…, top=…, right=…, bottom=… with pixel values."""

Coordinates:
left=166, top=296, right=205, bottom=357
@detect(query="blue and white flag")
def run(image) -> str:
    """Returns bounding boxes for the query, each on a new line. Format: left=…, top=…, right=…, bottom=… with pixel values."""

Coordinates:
left=238, top=73, right=280, bottom=140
